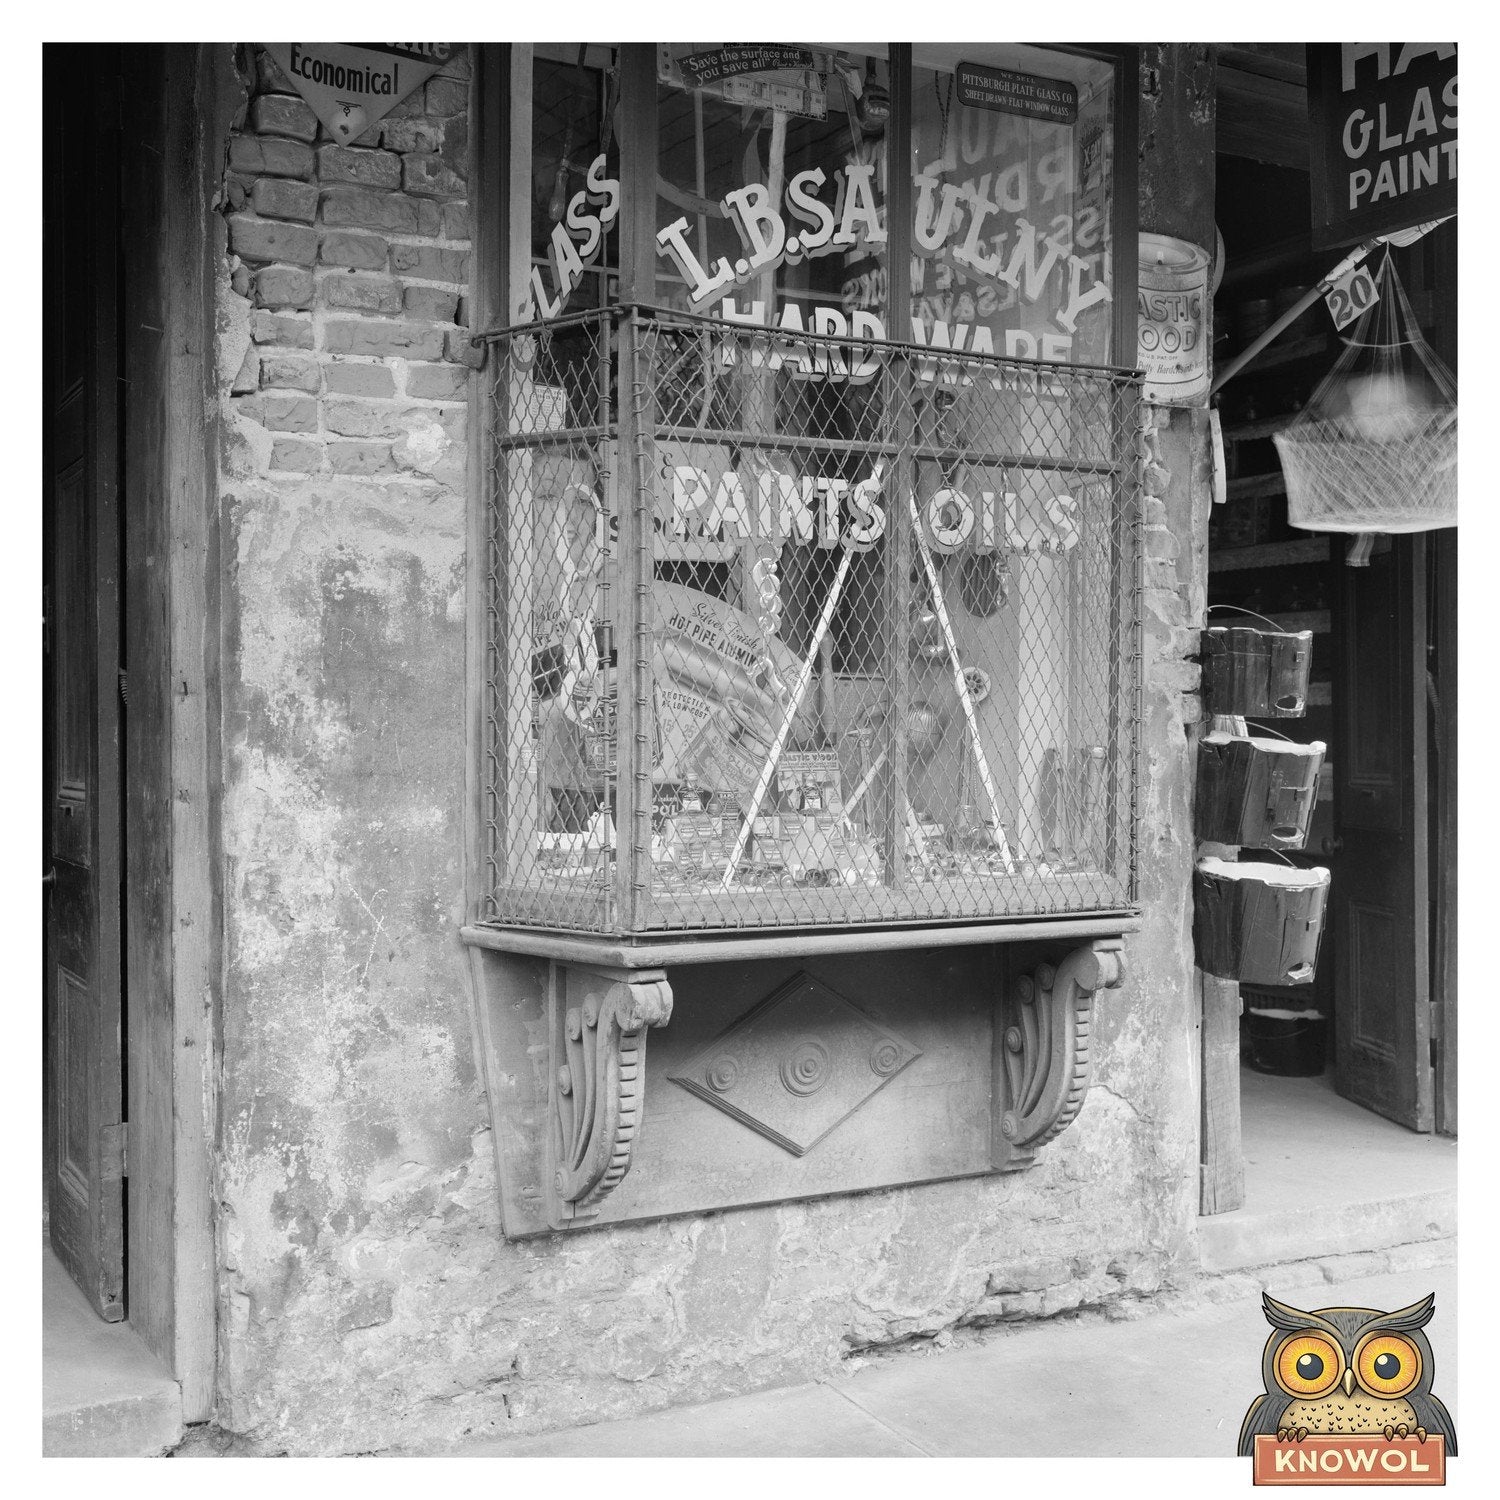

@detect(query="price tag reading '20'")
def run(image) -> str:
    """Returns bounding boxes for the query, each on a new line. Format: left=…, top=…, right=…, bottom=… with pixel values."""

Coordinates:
left=1324, top=263, right=1378, bottom=331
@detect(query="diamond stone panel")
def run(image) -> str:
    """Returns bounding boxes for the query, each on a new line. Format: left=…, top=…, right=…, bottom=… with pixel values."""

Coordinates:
left=667, top=970, right=922, bottom=1155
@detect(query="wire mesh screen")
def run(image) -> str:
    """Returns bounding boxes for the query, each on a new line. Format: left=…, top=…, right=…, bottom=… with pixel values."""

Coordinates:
left=482, top=306, right=1142, bottom=935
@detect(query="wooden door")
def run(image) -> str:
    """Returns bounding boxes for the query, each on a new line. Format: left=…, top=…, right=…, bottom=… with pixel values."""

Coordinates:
left=44, top=47, right=127, bottom=1320
left=1332, top=534, right=1432, bottom=1130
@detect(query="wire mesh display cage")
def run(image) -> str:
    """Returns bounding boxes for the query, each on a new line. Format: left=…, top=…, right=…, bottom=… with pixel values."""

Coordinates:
left=478, top=304, right=1144, bottom=936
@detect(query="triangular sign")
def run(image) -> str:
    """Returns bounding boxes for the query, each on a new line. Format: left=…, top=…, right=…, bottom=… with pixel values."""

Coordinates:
left=265, top=44, right=451, bottom=145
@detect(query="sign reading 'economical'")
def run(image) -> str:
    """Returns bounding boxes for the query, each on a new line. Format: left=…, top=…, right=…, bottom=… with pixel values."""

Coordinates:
left=1308, top=43, right=1457, bottom=249
left=264, top=43, right=452, bottom=145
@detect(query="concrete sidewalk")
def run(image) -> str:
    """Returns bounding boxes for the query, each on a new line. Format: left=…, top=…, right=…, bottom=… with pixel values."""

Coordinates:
left=449, top=1252, right=1457, bottom=1458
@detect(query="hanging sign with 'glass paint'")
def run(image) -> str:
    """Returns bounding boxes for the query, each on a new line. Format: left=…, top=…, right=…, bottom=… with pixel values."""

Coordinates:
left=954, top=62, right=1078, bottom=124
left=264, top=44, right=453, bottom=145
left=1307, top=44, right=1457, bottom=249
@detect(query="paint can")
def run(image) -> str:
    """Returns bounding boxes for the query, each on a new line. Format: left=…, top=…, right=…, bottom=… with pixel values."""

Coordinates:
left=1243, top=993, right=1328, bottom=1076
left=1137, top=233, right=1211, bottom=405
left=1193, top=857, right=1330, bottom=986
left=1201, top=625, right=1314, bottom=718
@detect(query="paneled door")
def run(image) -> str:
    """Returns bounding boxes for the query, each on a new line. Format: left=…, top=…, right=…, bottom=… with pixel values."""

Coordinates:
left=44, top=46, right=126, bottom=1319
left=1332, top=534, right=1432, bottom=1130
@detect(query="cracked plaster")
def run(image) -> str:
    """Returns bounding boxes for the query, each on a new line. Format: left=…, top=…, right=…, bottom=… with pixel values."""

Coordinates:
left=207, top=42, right=1214, bottom=1454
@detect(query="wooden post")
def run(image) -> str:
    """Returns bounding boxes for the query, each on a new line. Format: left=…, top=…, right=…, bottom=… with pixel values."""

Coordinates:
left=1198, top=834, right=1244, bottom=1214
left=1198, top=694, right=1245, bottom=1208
left=1199, top=674, right=1252, bottom=1220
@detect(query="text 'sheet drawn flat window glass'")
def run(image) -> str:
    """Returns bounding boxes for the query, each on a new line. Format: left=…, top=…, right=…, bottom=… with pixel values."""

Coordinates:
left=481, top=44, right=1140, bottom=937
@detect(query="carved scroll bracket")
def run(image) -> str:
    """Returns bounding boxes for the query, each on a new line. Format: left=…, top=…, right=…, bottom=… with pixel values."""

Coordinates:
left=546, top=963, right=673, bottom=1228
left=997, top=939, right=1126, bottom=1167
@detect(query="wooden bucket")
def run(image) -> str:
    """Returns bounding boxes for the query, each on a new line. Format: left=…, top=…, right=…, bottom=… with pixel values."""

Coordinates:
left=1195, top=732, right=1326, bottom=848
left=1193, top=856, right=1329, bottom=986
left=1201, top=625, right=1313, bottom=718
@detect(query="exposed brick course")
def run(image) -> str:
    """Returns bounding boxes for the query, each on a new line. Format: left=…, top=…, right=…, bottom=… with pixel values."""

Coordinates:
left=403, top=285, right=459, bottom=322
left=230, top=136, right=315, bottom=179
left=381, top=119, right=443, bottom=155
left=424, top=77, right=467, bottom=116
left=230, top=216, right=319, bottom=267
left=261, top=394, right=319, bottom=432
left=254, top=265, right=315, bottom=310
left=404, top=363, right=467, bottom=401
left=225, top=41, right=475, bottom=522
left=321, top=187, right=421, bottom=235
left=322, top=274, right=404, bottom=315
left=441, top=202, right=469, bottom=239
left=438, top=116, right=468, bottom=181
left=255, top=51, right=291, bottom=94
left=384, top=87, right=429, bottom=121
left=324, top=320, right=447, bottom=360
left=445, top=330, right=483, bottom=367
left=317, top=145, right=403, bottom=189
left=324, top=400, right=409, bottom=439
left=328, top=439, right=395, bottom=474
left=249, top=94, right=318, bottom=142
left=268, top=437, right=322, bottom=471
left=320, top=232, right=389, bottom=271
left=403, top=154, right=465, bottom=198
left=259, top=354, right=320, bottom=392
left=252, top=177, right=319, bottom=223
left=391, top=244, right=468, bottom=283
left=250, top=312, right=315, bottom=348
left=324, top=362, right=397, bottom=397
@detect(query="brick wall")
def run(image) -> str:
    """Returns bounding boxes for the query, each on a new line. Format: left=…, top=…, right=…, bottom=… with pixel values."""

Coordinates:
left=223, top=49, right=474, bottom=485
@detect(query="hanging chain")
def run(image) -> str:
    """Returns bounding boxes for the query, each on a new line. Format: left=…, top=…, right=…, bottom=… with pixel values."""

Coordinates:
left=934, top=71, right=953, bottom=166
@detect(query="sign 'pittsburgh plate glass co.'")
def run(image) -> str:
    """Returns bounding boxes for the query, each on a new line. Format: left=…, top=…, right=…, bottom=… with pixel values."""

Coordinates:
left=1307, top=43, right=1457, bottom=249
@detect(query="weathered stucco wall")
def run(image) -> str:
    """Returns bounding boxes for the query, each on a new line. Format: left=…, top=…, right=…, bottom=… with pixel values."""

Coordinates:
left=212, top=44, right=1211, bottom=1455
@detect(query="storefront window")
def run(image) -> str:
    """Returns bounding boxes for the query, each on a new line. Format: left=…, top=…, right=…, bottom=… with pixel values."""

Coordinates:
left=527, top=45, right=618, bottom=320
left=655, top=46, right=890, bottom=325
left=482, top=44, right=1140, bottom=937
left=910, top=45, right=1115, bottom=365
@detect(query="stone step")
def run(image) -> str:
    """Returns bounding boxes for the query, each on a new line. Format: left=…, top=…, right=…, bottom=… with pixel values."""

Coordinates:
left=1198, top=1069, right=1458, bottom=1276
left=43, top=1249, right=182, bottom=1457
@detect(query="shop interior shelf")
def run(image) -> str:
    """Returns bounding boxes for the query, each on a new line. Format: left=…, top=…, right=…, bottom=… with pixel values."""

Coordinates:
left=1209, top=537, right=1331, bottom=573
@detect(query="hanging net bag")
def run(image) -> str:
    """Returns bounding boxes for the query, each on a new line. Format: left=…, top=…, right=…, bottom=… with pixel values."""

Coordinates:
left=1273, top=249, right=1456, bottom=535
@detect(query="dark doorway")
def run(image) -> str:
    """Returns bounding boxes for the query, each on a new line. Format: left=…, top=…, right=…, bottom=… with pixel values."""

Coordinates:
left=43, top=44, right=128, bottom=1320
left=1209, top=56, right=1456, bottom=1156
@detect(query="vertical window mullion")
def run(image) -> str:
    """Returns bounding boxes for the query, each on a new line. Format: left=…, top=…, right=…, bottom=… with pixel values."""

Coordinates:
left=613, top=45, right=660, bottom=928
